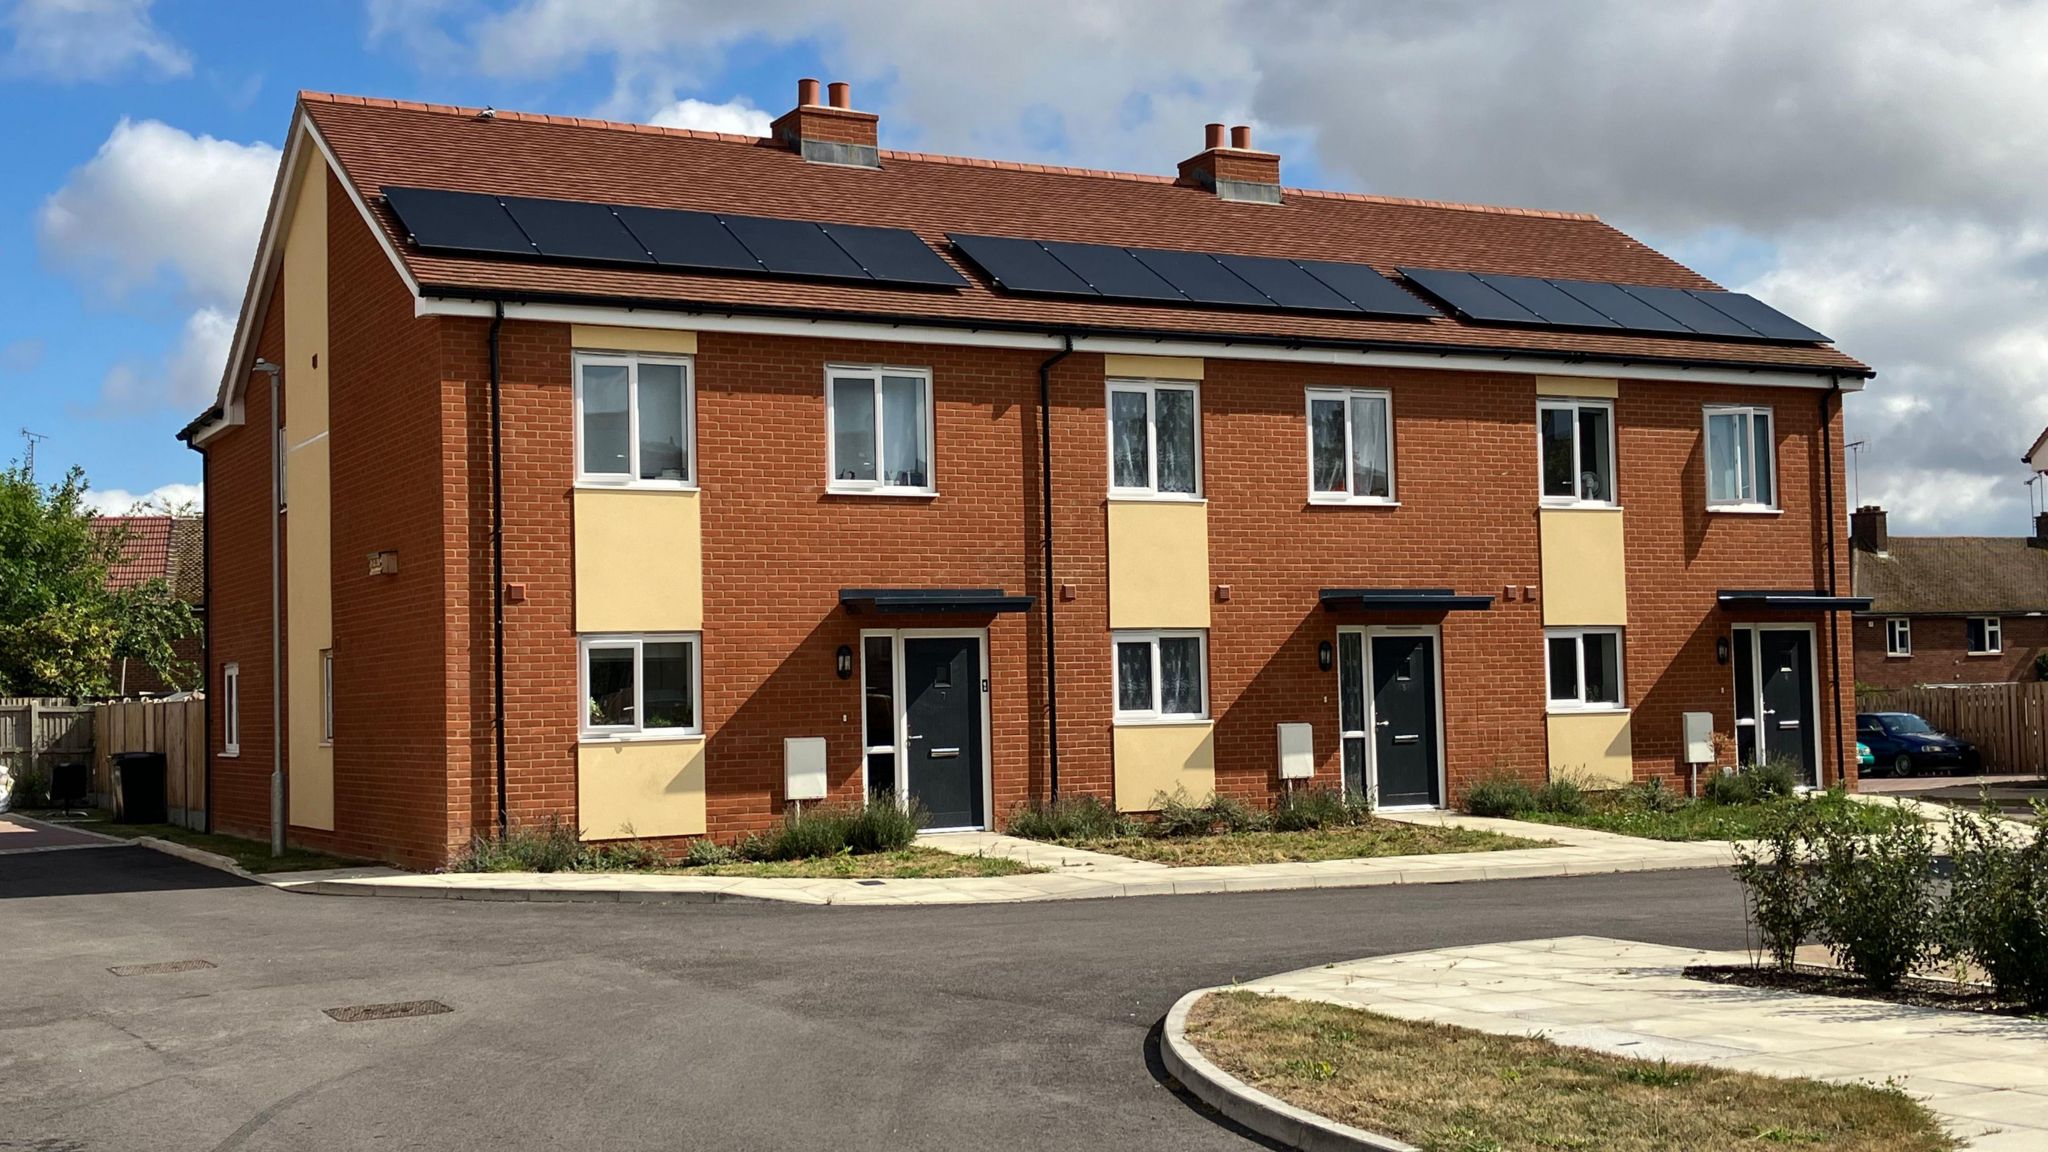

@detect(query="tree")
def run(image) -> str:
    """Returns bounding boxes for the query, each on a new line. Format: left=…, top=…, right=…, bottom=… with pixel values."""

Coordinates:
left=0, top=460, right=198, bottom=696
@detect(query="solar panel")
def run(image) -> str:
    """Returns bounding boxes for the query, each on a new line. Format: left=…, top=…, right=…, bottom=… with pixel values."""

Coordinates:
left=820, top=222, right=966, bottom=287
left=720, top=216, right=868, bottom=280
left=1474, top=273, right=1619, bottom=328
left=1214, top=254, right=1359, bottom=312
left=1690, top=291, right=1830, bottom=343
left=1397, top=268, right=1541, bottom=324
left=1616, top=285, right=1759, bottom=339
left=1295, top=260, right=1439, bottom=318
left=1129, top=248, right=1272, bottom=307
left=382, top=187, right=534, bottom=257
left=947, top=234, right=1096, bottom=295
left=612, top=206, right=760, bottom=272
left=1038, top=241, right=1185, bottom=301
left=499, top=196, right=652, bottom=265
left=1548, top=280, right=1694, bottom=334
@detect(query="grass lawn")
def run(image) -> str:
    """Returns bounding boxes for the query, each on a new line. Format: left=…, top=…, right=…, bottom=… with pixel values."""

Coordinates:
left=1048, top=820, right=1541, bottom=866
left=34, top=811, right=358, bottom=873
left=1511, top=790, right=1916, bottom=842
left=1187, top=991, right=1957, bottom=1152
left=662, top=847, right=1038, bottom=879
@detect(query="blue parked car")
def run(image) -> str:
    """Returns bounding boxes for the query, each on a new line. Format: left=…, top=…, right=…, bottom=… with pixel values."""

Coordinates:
left=1855, top=712, right=1980, bottom=777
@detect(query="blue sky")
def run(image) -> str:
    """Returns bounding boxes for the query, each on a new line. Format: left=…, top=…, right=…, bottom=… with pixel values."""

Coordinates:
left=4, top=1, right=2043, bottom=532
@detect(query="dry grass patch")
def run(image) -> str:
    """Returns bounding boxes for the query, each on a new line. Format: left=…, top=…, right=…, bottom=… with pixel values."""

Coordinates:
left=671, top=847, right=1036, bottom=879
left=1070, top=822, right=1539, bottom=867
left=1186, top=991, right=1957, bottom=1152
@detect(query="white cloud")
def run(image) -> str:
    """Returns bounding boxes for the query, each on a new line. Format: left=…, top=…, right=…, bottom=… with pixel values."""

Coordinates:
left=82, top=481, right=203, bottom=516
left=96, top=306, right=234, bottom=413
left=38, top=117, right=278, bottom=304
left=4, top=0, right=190, bottom=82
left=647, top=97, right=771, bottom=136
left=0, top=338, right=42, bottom=374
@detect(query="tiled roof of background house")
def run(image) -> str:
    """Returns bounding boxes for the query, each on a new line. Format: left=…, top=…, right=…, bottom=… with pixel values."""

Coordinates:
left=91, top=516, right=204, bottom=604
left=1854, top=537, right=2048, bottom=615
left=299, top=92, right=1869, bottom=378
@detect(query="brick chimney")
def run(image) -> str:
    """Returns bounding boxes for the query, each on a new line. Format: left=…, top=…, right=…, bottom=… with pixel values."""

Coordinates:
left=2032, top=511, right=2048, bottom=550
left=1850, top=505, right=1889, bottom=554
left=768, top=77, right=879, bottom=168
left=1176, top=122, right=1281, bottom=204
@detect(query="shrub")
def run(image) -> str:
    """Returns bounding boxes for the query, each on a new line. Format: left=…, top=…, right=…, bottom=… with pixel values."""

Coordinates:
left=1151, top=789, right=1216, bottom=838
left=1005, top=793, right=1120, bottom=840
left=1731, top=808, right=1819, bottom=970
left=1746, top=758, right=1801, bottom=801
left=1702, top=768, right=1757, bottom=807
left=1810, top=810, right=1940, bottom=990
left=453, top=814, right=587, bottom=873
left=1273, top=785, right=1354, bottom=831
left=1533, top=778, right=1587, bottom=816
left=583, top=836, right=667, bottom=871
left=845, top=796, right=924, bottom=853
left=753, top=797, right=929, bottom=861
left=3, top=764, right=51, bottom=810
left=1944, top=800, right=2048, bottom=1010
left=682, top=837, right=736, bottom=867
left=1618, top=776, right=1683, bottom=814
left=1461, top=774, right=1537, bottom=818
left=1206, top=792, right=1272, bottom=834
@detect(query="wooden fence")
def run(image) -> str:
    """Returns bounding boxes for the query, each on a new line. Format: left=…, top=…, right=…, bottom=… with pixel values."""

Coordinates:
left=0, top=696, right=206, bottom=828
left=1855, top=682, right=2048, bottom=776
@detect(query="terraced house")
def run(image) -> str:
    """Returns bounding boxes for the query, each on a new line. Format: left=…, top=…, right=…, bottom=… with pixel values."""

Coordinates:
left=182, top=82, right=1873, bottom=868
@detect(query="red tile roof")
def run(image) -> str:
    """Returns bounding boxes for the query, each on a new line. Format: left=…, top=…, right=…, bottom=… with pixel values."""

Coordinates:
left=91, top=516, right=203, bottom=603
left=299, top=92, right=1868, bottom=378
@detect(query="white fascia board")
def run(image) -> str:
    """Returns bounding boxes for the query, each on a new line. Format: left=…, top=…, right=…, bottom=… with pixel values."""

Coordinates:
left=415, top=295, right=1864, bottom=391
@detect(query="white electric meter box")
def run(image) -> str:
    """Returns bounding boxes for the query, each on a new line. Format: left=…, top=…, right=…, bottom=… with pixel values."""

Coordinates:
left=784, top=737, right=829, bottom=802
left=1277, top=723, right=1315, bottom=780
left=1682, top=712, right=1715, bottom=765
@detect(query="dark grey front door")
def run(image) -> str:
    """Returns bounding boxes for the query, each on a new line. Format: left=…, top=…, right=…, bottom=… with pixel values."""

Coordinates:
left=902, top=637, right=984, bottom=829
left=1758, top=629, right=1817, bottom=786
left=1372, top=634, right=1441, bottom=807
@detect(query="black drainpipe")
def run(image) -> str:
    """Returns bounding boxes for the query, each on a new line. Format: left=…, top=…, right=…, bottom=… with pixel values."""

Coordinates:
left=490, top=302, right=508, bottom=838
left=1821, top=378, right=1845, bottom=787
left=1038, top=335, right=1074, bottom=801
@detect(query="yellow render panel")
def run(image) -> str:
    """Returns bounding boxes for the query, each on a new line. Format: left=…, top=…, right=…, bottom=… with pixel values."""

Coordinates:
left=578, top=739, right=707, bottom=839
left=1113, top=723, right=1217, bottom=812
left=1539, top=507, right=1627, bottom=626
left=1547, top=711, right=1634, bottom=787
left=1107, top=500, right=1210, bottom=629
left=575, top=489, right=703, bottom=632
left=571, top=325, right=698, bottom=356
left=1104, top=354, right=1203, bottom=381
left=1534, top=376, right=1618, bottom=399
left=284, top=150, right=333, bottom=831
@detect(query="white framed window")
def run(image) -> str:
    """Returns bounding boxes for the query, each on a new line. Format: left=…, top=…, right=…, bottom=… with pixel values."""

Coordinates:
left=827, top=364, right=934, bottom=495
left=1885, top=617, right=1912, bottom=657
left=574, top=351, right=695, bottom=487
left=1537, top=398, right=1616, bottom=506
left=1112, top=630, right=1208, bottom=721
left=580, top=633, right=702, bottom=738
left=1544, top=627, right=1625, bottom=711
left=1307, top=387, right=1395, bottom=503
left=319, top=648, right=334, bottom=745
left=1967, top=617, right=2002, bottom=655
left=221, top=662, right=240, bottom=756
left=1107, top=379, right=1201, bottom=498
left=1704, top=405, right=1776, bottom=509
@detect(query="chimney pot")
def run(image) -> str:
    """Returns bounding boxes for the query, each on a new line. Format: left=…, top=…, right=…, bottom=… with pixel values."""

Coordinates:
left=828, top=81, right=851, bottom=109
left=797, top=77, right=822, bottom=106
left=1850, top=505, right=1889, bottom=554
left=1204, top=122, right=1225, bottom=150
left=1230, top=124, right=1251, bottom=149
left=770, top=77, right=880, bottom=167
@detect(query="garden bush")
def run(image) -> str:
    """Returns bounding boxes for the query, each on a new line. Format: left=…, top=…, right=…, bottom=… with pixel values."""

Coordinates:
left=1730, top=807, right=1824, bottom=970
left=754, top=796, right=929, bottom=861
left=1205, top=792, right=1273, bottom=834
left=1533, top=778, right=1588, bottom=816
left=1151, top=789, right=1217, bottom=838
left=682, top=836, right=737, bottom=867
left=1273, top=785, right=1357, bottom=831
left=1619, top=776, right=1684, bottom=813
left=845, top=795, right=924, bottom=853
left=452, top=814, right=590, bottom=872
left=1461, top=774, right=1538, bottom=818
left=1, top=764, right=50, bottom=810
left=1810, top=810, right=1940, bottom=991
left=1004, top=794, right=1121, bottom=840
left=1944, top=800, right=2048, bottom=1010
left=1702, top=768, right=1757, bottom=807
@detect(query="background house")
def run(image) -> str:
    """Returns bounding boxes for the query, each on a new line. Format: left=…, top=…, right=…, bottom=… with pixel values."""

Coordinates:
left=90, top=515, right=205, bottom=696
left=1851, top=497, right=2048, bottom=690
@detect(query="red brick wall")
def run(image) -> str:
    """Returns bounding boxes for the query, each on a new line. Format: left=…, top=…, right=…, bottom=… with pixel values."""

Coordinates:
left=1854, top=614, right=2048, bottom=690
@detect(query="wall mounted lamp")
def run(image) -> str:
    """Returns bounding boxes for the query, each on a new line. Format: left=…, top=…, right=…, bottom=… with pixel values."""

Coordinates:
left=836, top=644, right=855, bottom=679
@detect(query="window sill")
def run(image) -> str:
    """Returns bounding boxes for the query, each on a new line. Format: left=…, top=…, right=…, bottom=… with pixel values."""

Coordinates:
left=1886, top=654, right=1913, bottom=660
left=1966, top=652, right=2003, bottom=658
left=1113, top=715, right=1213, bottom=728
left=575, top=479, right=699, bottom=493
left=1106, top=493, right=1205, bottom=504
left=826, top=486, right=938, bottom=499
left=1308, top=496, right=1400, bottom=508
left=1707, top=504, right=1782, bottom=516
left=580, top=730, right=706, bottom=745
left=1539, top=500, right=1621, bottom=512
left=1546, top=705, right=1631, bottom=717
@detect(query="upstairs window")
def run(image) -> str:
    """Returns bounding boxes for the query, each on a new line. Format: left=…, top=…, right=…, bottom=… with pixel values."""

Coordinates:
left=576, top=352, right=694, bottom=485
left=828, top=365, right=933, bottom=494
left=1545, top=627, right=1625, bottom=711
left=1107, top=380, right=1201, bottom=497
left=1705, top=405, right=1775, bottom=509
left=581, top=634, right=702, bottom=737
left=1885, top=617, right=1911, bottom=657
left=1537, top=398, right=1615, bottom=506
left=1967, top=617, right=2002, bottom=655
left=1308, top=388, right=1394, bottom=503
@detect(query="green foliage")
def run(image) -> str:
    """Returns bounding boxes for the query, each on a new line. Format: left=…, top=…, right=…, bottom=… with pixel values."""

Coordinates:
left=1274, top=785, right=1363, bottom=831
left=750, top=796, right=930, bottom=861
left=1810, top=811, right=1940, bottom=991
left=1944, top=800, right=2048, bottom=1010
left=1619, top=776, right=1684, bottom=813
left=1533, top=778, right=1588, bottom=816
left=1461, top=774, right=1538, bottom=818
left=1151, top=788, right=1218, bottom=837
left=1004, top=793, right=1122, bottom=840
left=2035, top=652, right=2048, bottom=682
left=1205, top=792, right=1273, bottom=833
left=682, top=836, right=737, bottom=867
left=453, top=814, right=589, bottom=872
left=3, top=763, right=51, bottom=809
left=0, top=461, right=198, bottom=696
left=1731, top=805, right=1831, bottom=970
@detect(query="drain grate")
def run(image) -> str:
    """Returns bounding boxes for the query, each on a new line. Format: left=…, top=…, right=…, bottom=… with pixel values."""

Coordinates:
left=323, top=1000, right=452, bottom=1023
left=108, top=959, right=216, bottom=977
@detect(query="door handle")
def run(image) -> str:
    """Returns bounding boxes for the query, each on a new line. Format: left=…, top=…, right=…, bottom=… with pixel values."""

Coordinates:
left=929, top=747, right=961, bottom=758
left=907, top=734, right=924, bottom=741
left=1375, top=719, right=1391, bottom=727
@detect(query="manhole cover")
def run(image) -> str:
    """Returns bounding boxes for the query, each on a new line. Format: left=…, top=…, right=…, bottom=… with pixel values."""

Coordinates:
left=108, top=959, right=216, bottom=977
left=323, top=1000, right=453, bottom=1023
